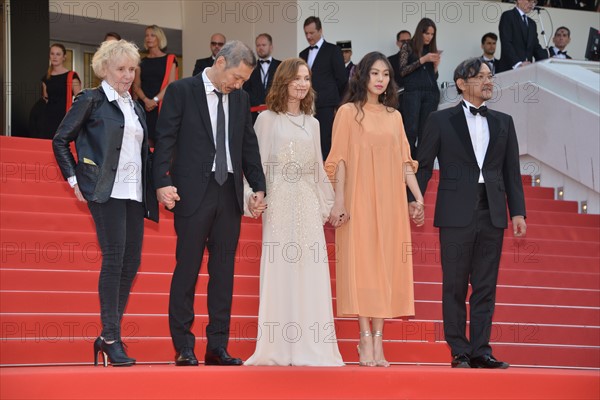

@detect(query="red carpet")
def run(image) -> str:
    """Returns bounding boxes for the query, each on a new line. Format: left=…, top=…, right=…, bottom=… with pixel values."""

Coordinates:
left=1, top=136, right=599, bottom=398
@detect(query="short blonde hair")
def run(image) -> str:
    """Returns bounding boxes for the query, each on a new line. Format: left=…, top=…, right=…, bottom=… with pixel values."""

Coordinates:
left=92, top=40, right=140, bottom=79
left=145, top=25, right=168, bottom=50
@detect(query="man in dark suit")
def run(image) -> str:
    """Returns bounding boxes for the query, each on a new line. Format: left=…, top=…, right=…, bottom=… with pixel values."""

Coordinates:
left=192, top=33, right=226, bottom=76
left=299, top=16, right=347, bottom=159
left=410, top=58, right=527, bottom=369
left=498, top=0, right=548, bottom=73
left=479, top=32, right=500, bottom=74
left=242, top=33, right=281, bottom=123
left=548, top=26, right=573, bottom=59
left=153, top=40, right=267, bottom=367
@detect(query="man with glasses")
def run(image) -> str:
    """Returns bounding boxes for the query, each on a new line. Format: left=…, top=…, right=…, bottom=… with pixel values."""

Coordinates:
left=193, top=33, right=226, bottom=76
left=388, top=30, right=411, bottom=112
left=498, top=0, right=548, bottom=73
left=410, top=58, right=527, bottom=369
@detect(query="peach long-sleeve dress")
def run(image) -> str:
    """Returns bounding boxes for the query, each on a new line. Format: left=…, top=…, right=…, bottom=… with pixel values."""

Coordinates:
left=326, top=102, right=417, bottom=318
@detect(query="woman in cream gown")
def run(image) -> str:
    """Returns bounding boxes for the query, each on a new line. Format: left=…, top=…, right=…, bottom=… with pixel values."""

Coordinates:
left=244, top=58, right=344, bottom=366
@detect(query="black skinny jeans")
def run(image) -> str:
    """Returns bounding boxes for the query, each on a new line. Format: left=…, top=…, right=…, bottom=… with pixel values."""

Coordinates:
left=402, top=88, right=440, bottom=158
left=88, top=198, right=144, bottom=341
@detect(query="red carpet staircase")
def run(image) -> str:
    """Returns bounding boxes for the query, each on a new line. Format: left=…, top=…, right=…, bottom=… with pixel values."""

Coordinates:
left=1, top=136, right=599, bottom=398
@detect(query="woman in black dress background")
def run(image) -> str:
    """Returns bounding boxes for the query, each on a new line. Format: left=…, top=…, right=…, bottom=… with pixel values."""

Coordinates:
left=41, top=43, right=81, bottom=139
left=133, top=25, right=177, bottom=142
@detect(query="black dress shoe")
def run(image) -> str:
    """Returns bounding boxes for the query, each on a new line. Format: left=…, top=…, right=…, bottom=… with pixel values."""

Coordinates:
left=205, top=347, right=243, bottom=366
left=451, top=354, right=471, bottom=368
left=175, top=347, right=199, bottom=366
left=470, top=354, right=509, bottom=369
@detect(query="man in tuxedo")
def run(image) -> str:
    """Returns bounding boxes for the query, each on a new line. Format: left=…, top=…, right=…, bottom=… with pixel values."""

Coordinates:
left=192, top=33, right=226, bottom=76
left=388, top=30, right=411, bottom=112
left=153, top=40, right=267, bottom=366
left=479, top=32, right=499, bottom=74
left=299, top=16, right=347, bottom=159
left=336, top=40, right=355, bottom=80
left=549, top=26, right=573, bottom=59
left=242, top=33, right=281, bottom=123
left=410, top=58, right=527, bottom=369
left=498, top=0, right=548, bottom=73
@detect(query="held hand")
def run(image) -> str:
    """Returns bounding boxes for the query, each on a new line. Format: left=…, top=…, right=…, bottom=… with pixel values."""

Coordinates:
left=248, top=191, right=267, bottom=219
left=512, top=216, right=527, bottom=237
left=157, top=186, right=181, bottom=210
left=73, top=184, right=87, bottom=203
left=408, top=201, right=425, bottom=227
left=519, top=61, right=532, bottom=68
left=328, top=202, right=349, bottom=228
left=144, top=98, right=158, bottom=112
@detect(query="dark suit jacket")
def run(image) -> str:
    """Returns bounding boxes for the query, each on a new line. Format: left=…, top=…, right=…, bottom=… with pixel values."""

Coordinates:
left=192, top=57, right=214, bottom=76
left=548, top=46, right=572, bottom=59
left=152, top=75, right=266, bottom=217
left=414, top=102, right=526, bottom=229
left=498, top=8, right=548, bottom=73
left=388, top=51, right=404, bottom=89
left=242, top=58, right=281, bottom=108
left=299, top=41, right=347, bottom=108
left=53, top=86, right=158, bottom=221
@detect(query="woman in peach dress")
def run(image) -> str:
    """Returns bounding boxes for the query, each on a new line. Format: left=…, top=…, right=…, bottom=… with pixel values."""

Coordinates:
left=326, top=52, right=425, bottom=367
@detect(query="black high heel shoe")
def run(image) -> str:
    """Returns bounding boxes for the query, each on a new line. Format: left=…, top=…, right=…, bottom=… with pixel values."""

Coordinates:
left=93, top=338, right=135, bottom=367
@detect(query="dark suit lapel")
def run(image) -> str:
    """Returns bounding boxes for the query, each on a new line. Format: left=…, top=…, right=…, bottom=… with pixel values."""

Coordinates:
left=228, top=90, right=239, bottom=148
left=483, top=111, right=500, bottom=164
left=312, top=42, right=328, bottom=69
left=133, top=102, right=149, bottom=138
left=450, top=103, right=477, bottom=162
left=191, top=76, right=215, bottom=143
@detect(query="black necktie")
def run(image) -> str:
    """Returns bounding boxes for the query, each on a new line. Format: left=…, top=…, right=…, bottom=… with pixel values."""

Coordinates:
left=470, top=105, right=488, bottom=117
left=558, top=50, right=567, bottom=55
left=309, top=45, right=319, bottom=50
left=259, top=59, right=270, bottom=64
left=522, top=14, right=528, bottom=26
left=213, top=90, right=227, bottom=185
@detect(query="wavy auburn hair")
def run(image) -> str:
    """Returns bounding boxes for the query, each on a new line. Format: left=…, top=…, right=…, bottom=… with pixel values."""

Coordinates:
left=266, top=58, right=315, bottom=115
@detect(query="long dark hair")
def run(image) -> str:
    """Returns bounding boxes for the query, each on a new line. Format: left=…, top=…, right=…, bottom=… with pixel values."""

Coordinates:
left=411, top=18, right=437, bottom=57
left=342, top=52, right=398, bottom=124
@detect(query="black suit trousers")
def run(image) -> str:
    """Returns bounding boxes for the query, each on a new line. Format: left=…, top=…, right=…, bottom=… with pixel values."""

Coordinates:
left=439, top=208, right=504, bottom=358
left=315, top=106, right=335, bottom=160
left=169, top=174, right=242, bottom=352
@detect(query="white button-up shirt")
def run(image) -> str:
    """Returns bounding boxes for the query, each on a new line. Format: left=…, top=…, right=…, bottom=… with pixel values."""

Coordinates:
left=462, top=99, right=490, bottom=183
left=103, top=80, right=143, bottom=201
left=202, top=68, right=233, bottom=173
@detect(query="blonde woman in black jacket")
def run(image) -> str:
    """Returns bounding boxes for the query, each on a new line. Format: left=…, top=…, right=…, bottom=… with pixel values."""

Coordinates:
left=53, top=40, right=157, bottom=367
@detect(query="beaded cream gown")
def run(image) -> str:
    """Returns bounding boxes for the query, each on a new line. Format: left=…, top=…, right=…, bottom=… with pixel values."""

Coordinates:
left=244, top=110, right=344, bottom=366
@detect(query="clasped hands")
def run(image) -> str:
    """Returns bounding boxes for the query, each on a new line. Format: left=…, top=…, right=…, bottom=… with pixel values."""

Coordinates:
left=248, top=191, right=267, bottom=219
left=408, top=200, right=425, bottom=227
left=328, top=202, right=349, bottom=228
left=157, top=186, right=180, bottom=210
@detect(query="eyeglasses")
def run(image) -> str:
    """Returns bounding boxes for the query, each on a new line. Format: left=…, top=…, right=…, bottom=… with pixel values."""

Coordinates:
left=211, top=42, right=225, bottom=46
left=469, top=74, right=495, bottom=83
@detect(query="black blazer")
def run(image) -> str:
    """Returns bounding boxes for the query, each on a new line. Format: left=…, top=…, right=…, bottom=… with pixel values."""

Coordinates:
left=242, top=58, right=281, bottom=108
left=388, top=51, right=404, bottom=89
left=192, top=57, right=214, bottom=76
left=414, top=102, right=526, bottom=229
left=299, top=41, right=347, bottom=108
left=53, top=86, right=158, bottom=221
left=152, top=75, right=266, bottom=217
left=498, top=8, right=548, bottom=72
left=548, top=46, right=572, bottom=59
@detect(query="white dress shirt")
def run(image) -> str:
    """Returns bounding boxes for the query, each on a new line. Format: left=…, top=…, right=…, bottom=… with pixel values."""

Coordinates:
left=462, top=99, right=490, bottom=183
left=202, top=68, right=233, bottom=173
left=103, top=80, right=143, bottom=201
left=307, top=37, right=325, bottom=69
left=258, top=56, right=272, bottom=88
